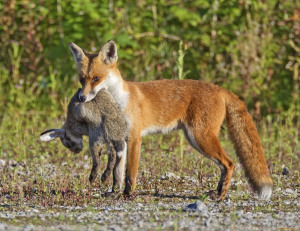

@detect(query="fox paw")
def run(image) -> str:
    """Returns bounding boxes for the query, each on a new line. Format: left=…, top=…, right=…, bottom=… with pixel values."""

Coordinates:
left=123, top=192, right=136, bottom=200
left=205, top=190, right=218, bottom=200
left=103, top=191, right=123, bottom=200
left=205, top=190, right=226, bottom=201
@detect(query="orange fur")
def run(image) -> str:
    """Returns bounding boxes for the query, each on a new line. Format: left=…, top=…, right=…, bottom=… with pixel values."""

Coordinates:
left=68, top=41, right=273, bottom=200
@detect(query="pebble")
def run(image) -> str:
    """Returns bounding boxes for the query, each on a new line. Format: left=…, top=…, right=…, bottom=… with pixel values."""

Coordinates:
left=136, top=203, right=143, bottom=207
left=93, top=194, right=100, bottom=198
left=182, top=200, right=208, bottom=213
left=285, top=188, right=296, bottom=195
left=283, top=200, right=291, bottom=205
left=282, top=167, right=290, bottom=175
left=165, top=172, right=180, bottom=180
left=8, top=160, right=18, bottom=167
left=224, top=198, right=231, bottom=205
left=22, top=224, right=35, bottom=231
left=31, top=209, right=39, bottom=213
left=0, top=223, right=8, bottom=230
left=83, top=164, right=90, bottom=169
left=183, top=176, right=198, bottom=184
left=0, top=160, right=6, bottom=167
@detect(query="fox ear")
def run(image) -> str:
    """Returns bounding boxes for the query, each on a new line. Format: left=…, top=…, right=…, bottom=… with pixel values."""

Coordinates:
left=40, top=129, right=65, bottom=142
left=68, top=42, right=85, bottom=63
left=99, top=40, right=118, bottom=65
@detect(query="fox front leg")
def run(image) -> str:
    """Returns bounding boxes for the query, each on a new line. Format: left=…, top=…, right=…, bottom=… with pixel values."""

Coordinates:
left=124, top=132, right=142, bottom=196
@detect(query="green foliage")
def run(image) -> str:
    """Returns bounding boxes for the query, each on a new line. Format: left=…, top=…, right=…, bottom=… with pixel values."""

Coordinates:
left=0, top=0, right=299, bottom=116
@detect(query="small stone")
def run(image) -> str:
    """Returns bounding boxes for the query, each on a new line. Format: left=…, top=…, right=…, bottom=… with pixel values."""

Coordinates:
left=8, top=160, right=18, bottom=167
left=0, top=160, right=6, bottom=167
left=285, top=188, right=295, bottom=195
left=183, top=200, right=208, bottom=213
left=0, top=223, right=8, bottom=230
left=183, top=176, right=198, bottom=184
left=22, top=224, right=35, bottom=231
left=283, top=200, right=291, bottom=205
left=93, top=193, right=100, bottom=198
left=236, top=210, right=244, bottom=216
left=31, top=209, right=39, bottom=213
left=82, top=189, right=88, bottom=193
left=160, top=175, right=167, bottom=180
left=104, top=210, right=109, bottom=215
left=157, top=202, right=164, bottom=207
left=224, top=198, right=231, bottom=205
left=83, top=164, right=90, bottom=169
left=165, top=172, right=180, bottom=180
left=108, top=225, right=123, bottom=231
left=162, top=220, right=174, bottom=228
left=282, top=167, right=289, bottom=175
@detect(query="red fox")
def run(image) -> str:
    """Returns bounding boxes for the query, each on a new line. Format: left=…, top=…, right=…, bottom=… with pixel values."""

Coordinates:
left=68, top=40, right=273, bottom=200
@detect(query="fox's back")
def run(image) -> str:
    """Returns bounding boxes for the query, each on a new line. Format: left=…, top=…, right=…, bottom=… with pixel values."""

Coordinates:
left=125, top=79, right=228, bottom=132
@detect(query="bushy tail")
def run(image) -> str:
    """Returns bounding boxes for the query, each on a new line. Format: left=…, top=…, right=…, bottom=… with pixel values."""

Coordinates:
left=225, top=92, right=273, bottom=200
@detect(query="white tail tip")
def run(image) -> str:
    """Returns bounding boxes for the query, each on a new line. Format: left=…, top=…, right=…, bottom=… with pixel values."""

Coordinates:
left=258, top=185, right=272, bottom=200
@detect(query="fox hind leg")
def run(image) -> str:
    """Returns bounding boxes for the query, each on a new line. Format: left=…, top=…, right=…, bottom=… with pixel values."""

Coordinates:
left=183, top=126, right=234, bottom=200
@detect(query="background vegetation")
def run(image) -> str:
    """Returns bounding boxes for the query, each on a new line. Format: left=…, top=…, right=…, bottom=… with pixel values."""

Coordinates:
left=1, top=0, right=299, bottom=115
left=0, top=0, right=299, bottom=213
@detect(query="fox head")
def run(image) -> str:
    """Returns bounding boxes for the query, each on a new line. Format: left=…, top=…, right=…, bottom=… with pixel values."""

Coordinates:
left=68, top=40, right=119, bottom=102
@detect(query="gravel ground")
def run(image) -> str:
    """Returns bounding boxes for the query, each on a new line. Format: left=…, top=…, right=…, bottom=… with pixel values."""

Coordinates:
left=0, top=157, right=299, bottom=230
left=0, top=197, right=299, bottom=231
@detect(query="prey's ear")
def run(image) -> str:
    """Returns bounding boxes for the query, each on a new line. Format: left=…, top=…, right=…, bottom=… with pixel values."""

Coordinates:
left=40, top=129, right=65, bottom=142
left=99, top=40, right=118, bottom=65
left=68, top=42, right=85, bottom=63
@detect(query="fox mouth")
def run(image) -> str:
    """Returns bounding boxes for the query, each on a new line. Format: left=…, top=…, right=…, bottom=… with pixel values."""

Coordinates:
left=78, top=90, right=86, bottom=102
left=78, top=94, right=87, bottom=102
left=78, top=89, right=97, bottom=102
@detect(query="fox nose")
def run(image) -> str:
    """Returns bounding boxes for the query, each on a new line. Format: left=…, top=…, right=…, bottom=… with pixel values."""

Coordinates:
left=79, top=95, right=87, bottom=102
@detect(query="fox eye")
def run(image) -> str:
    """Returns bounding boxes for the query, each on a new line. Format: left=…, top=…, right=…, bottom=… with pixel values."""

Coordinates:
left=93, top=76, right=100, bottom=83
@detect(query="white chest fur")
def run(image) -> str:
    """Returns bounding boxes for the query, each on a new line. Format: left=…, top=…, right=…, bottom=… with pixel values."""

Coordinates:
left=107, top=72, right=129, bottom=111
